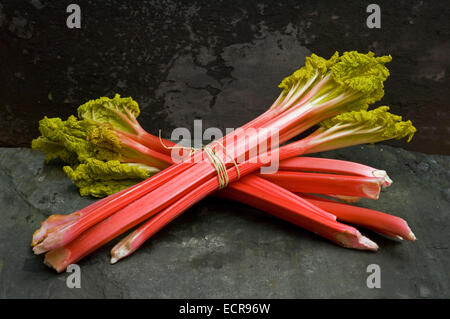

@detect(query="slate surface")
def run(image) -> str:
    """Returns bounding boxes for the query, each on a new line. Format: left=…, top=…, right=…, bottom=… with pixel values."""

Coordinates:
left=1, top=0, right=450, bottom=154
left=0, top=146, right=449, bottom=298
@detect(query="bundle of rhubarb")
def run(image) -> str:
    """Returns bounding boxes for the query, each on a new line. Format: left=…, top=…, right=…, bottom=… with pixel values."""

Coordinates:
left=31, top=51, right=417, bottom=272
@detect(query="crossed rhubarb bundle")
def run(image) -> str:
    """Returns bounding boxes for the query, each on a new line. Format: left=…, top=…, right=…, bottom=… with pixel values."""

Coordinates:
left=31, top=51, right=417, bottom=272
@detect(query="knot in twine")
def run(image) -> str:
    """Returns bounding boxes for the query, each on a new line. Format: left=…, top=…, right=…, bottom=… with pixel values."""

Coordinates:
left=159, top=130, right=240, bottom=189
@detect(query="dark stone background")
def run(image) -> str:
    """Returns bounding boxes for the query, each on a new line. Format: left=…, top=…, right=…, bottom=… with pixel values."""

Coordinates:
left=0, top=0, right=449, bottom=154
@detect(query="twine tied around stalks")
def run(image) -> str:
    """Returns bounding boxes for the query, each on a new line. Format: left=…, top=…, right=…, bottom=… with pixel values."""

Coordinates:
left=158, top=130, right=240, bottom=189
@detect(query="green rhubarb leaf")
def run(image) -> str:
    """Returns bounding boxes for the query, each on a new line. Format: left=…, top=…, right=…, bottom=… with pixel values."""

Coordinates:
left=329, top=51, right=392, bottom=110
left=277, top=51, right=392, bottom=114
left=87, top=124, right=126, bottom=162
left=77, top=94, right=141, bottom=134
left=31, top=116, right=97, bottom=164
left=321, top=106, right=416, bottom=142
left=74, top=180, right=143, bottom=198
left=31, top=136, right=78, bottom=165
left=32, top=113, right=133, bottom=165
left=31, top=96, right=162, bottom=198
left=63, top=158, right=159, bottom=197
left=278, top=52, right=339, bottom=95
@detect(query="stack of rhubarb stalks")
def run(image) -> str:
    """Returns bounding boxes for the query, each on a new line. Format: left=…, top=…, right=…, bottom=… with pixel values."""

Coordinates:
left=31, top=51, right=417, bottom=272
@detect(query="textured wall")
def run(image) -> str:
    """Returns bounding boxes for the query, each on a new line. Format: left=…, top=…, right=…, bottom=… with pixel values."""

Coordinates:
left=1, top=0, right=449, bottom=153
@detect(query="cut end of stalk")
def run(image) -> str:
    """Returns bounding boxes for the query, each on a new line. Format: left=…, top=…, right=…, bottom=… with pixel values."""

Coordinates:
left=110, top=244, right=132, bottom=264
left=357, top=235, right=379, bottom=251
left=31, top=213, right=80, bottom=247
left=44, top=248, right=71, bottom=273
left=362, top=182, right=381, bottom=200
left=408, top=231, right=417, bottom=241
left=31, top=227, right=48, bottom=247
left=399, top=220, right=416, bottom=241
left=32, top=231, right=65, bottom=255
left=373, top=170, right=393, bottom=188
left=110, top=231, right=138, bottom=264
left=335, top=231, right=378, bottom=251
left=33, top=244, right=50, bottom=255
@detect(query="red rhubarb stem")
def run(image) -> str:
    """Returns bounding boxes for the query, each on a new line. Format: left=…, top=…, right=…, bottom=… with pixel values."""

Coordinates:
left=261, top=171, right=384, bottom=200
left=299, top=194, right=416, bottom=241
